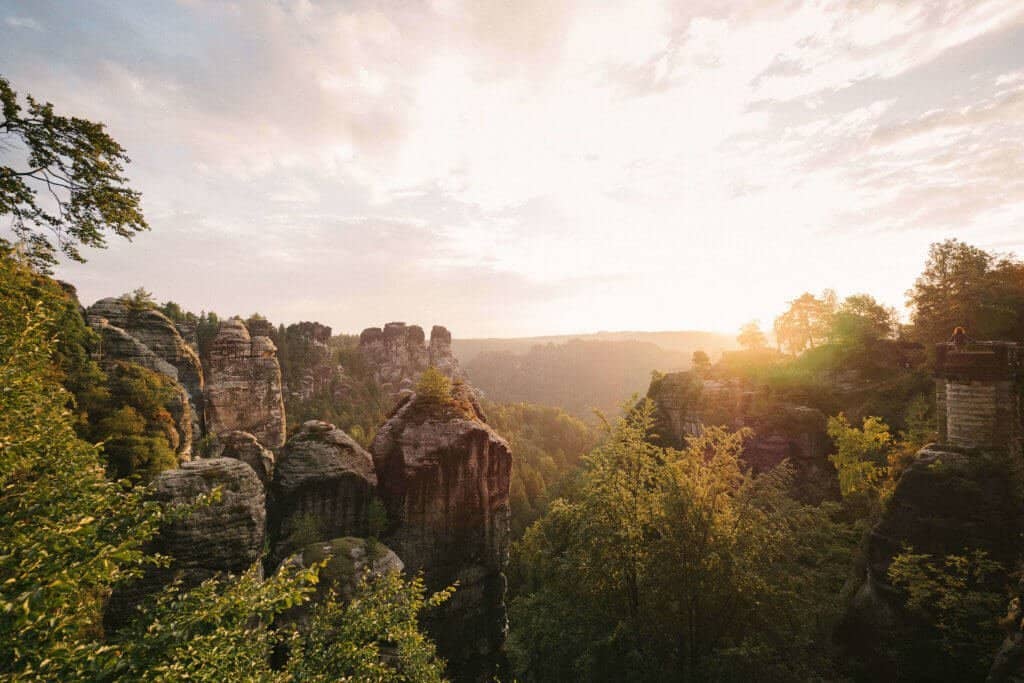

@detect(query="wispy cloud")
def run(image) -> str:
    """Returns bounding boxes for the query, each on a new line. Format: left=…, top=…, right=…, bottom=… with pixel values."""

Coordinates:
left=1, top=0, right=1022, bottom=335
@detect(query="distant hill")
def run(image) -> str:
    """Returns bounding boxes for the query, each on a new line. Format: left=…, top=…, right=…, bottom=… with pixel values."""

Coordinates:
left=459, top=331, right=736, bottom=419
left=453, top=330, right=736, bottom=364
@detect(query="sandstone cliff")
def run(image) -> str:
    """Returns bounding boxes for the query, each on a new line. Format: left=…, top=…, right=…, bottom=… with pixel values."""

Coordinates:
left=645, top=371, right=833, bottom=499
left=104, top=458, right=265, bottom=631
left=204, top=318, right=286, bottom=449
left=359, top=322, right=464, bottom=403
left=269, top=420, right=378, bottom=563
left=86, top=298, right=203, bottom=458
left=371, top=383, right=511, bottom=681
left=87, top=298, right=205, bottom=432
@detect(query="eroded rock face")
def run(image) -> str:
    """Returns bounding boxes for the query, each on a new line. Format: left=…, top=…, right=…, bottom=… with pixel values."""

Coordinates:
left=87, top=298, right=205, bottom=432
left=838, top=446, right=1020, bottom=678
left=104, top=458, right=265, bottom=631
left=153, top=458, right=267, bottom=572
left=87, top=304, right=197, bottom=459
left=214, top=430, right=275, bottom=485
left=278, top=322, right=341, bottom=403
left=371, top=385, right=511, bottom=681
left=359, top=322, right=464, bottom=404
left=269, top=420, right=378, bottom=563
left=284, top=537, right=403, bottom=604
left=645, top=373, right=831, bottom=499
left=204, top=318, right=286, bottom=449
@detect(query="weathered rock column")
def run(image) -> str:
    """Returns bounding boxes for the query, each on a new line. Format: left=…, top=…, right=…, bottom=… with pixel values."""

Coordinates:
left=371, top=385, right=512, bottom=681
left=204, top=318, right=286, bottom=449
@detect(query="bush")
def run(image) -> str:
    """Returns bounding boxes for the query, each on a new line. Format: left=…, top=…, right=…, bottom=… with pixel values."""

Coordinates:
left=416, top=366, right=452, bottom=403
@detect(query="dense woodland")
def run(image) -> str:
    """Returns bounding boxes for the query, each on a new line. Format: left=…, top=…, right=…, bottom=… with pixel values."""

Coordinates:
left=5, top=76, right=1024, bottom=682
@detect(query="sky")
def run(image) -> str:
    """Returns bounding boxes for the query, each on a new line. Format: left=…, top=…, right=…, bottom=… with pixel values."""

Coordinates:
left=2, top=0, right=1023, bottom=338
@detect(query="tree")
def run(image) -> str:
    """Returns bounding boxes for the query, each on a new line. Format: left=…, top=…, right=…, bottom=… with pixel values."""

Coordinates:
left=0, top=255, right=162, bottom=678
left=830, top=294, right=897, bottom=346
left=773, top=291, right=837, bottom=354
left=690, top=350, right=711, bottom=374
left=907, top=239, right=1024, bottom=344
left=509, top=400, right=855, bottom=681
left=736, top=320, right=768, bottom=350
left=1, top=76, right=147, bottom=271
left=888, top=550, right=1005, bottom=680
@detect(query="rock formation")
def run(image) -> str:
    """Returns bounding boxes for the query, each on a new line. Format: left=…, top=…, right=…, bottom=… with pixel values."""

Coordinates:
left=86, top=298, right=204, bottom=457
left=359, top=322, right=463, bottom=403
left=840, top=341, right=1022, bottom=679
left=269, top=420, right=378, bottom=563
left=645, top=372, right=832, bottom=499
left=104, top=458, right=265, bottom=630
left=214, top=430, right=275, bottom=485
left=282, top=537, right=403, bottom=605
left=371, top=384, right=512, bottom=681
left=87, top=298, right=205, bottom=433
left=277, top=322, right=341, bottom=403
left=204, top=318, right=286, bottom=449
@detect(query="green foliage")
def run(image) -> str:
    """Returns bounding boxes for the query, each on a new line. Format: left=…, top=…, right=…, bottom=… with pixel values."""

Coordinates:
left=888, top=550, right=1005, bottom=679
left=485, top=401, right=597, bottom=537
left=773, top=290, right=837, bottom=354
left=831, top=294, right=897, bottom=346
left=827, top=413, right=927, bottom=522
left=416, top=366, right=453, bottom=403
left=0, top=75, right=147, bottom=271
left=367, top=498, right=389, bottom=539
left=285, top=572, right=452, bottom=682
left=111, top=564, right=317, bottom=681
left=907, top=238, right=1024, bottom=345
left=288, top=512, right=328, bottom=552
left=123, top=287, right=155, bottom=310
left=0, top=255, right=163, bottom=679
left=509, top=399, right=856, bottom=681
left=273, top=329, right=385, bottom=441
left=82, top=362, right=182, bottom=482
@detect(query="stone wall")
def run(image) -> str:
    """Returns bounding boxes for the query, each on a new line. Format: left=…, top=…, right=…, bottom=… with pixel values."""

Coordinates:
left=935, top=342, right=1021, bottom=453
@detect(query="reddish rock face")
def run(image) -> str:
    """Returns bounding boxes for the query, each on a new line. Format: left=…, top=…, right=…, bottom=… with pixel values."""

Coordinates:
left=371, top=386, right=512, bottom=682
left=204, top=318, right=286, bottom=449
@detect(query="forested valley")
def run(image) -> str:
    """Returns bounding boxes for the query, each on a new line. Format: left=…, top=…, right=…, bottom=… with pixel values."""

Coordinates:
left=4, top=62, right=1024, bottom=683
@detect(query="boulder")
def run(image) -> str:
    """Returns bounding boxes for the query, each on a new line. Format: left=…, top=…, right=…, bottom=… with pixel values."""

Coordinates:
left=371, top=383, right=511, bottom=681
left=104, top=458, right=265, bottom=631
left=204, top=318, right=286, bottom=449
left=283, top=537, right=403, bottom=604
left=269, top=420, right=378, bottom=563
left=214, top=430, right=275, bottom=485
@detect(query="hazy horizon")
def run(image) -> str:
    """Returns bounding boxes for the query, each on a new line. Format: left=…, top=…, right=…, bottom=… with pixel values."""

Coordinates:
left=3, top=1, right=1023, bottom=337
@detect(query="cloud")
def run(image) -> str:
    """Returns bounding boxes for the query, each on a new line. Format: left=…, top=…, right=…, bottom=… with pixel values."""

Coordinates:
left=0, top=0, right=1022, bottom=335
